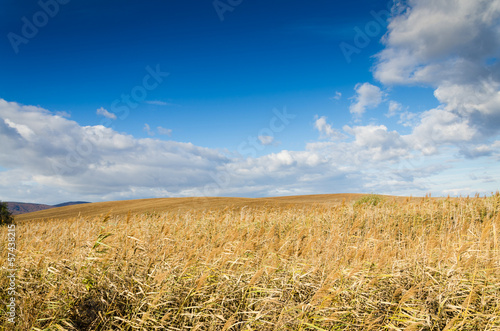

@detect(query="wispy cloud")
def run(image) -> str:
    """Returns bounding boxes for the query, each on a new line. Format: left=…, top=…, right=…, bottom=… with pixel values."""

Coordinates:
left=386, top=101, right=401, bottom=117
left=258, top=135, right=274, bottom=146
left=331, top=91, right=342, bottom=101
left=158, top=126, right=172, bottom=136
left=144, top=123, right=155, bottom=136
left=146, top=100, right=175, bottom=106
left=96, top=107, right=116, bottom=120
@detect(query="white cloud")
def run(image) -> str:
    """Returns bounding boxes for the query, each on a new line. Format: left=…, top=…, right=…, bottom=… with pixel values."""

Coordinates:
left=398, top=111, right=418, bottom=127
left=375, top=0, right=500, bottom=85
left=1, top=93, right=498, bottom=203
left=372, top=0, right=500, bottom=159
left=386, top=101, right=417, bottom=127
left=386, top=100, right=402, bottom=117
left=346, top=124, right=410, bottom=162
left=0, top=99, right=228, bottom=203
left=146, top=100, right=174, bottom=106
left=460, top=144, right=493, bottom=159
left=433, top=80, right=500, bottom=134
left=314, top=116, right=344, bottom=140
left=331, top=91, right=342, bottom=101
left=96, top=107, right=116, bottom=120
left=56, top=111, right=71, bottom=118
left=3, top=118, right=35, bottom=140
left=349, top=83, right=383, bottom=117
left=157, top=126, right=172, bottom=136
left=258, top=135, right=274, bottom=145
left=144, top=123, right=154, bottom=136
left=409, top=108, right=478, bottom=155
left=0, top=99, right=434, bottom=203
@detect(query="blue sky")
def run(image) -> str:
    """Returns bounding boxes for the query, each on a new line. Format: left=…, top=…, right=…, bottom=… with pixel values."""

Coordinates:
left=1, top=0, right=499, bottom=204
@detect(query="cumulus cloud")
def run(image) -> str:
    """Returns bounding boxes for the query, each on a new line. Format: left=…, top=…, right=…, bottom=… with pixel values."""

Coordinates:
left=386, top=101, right=417, bottom=126
left=96, top=107, right=116, bottom=120
left=0, top=99, right=230, bottom=203
left=345, top=124, right=410, bottom=162
left=371, top=0, right=500, bottom=163
left=1, top=98, right=458, bottom=203
left=408, top=108, right=477, bottom=155
left=375, top=0, right=500, bottom=85
left=314, top=116, right=344, bottom=140
left=433, top=80, right=500, bottom=135
left=349, top=83, right=383, bottom=117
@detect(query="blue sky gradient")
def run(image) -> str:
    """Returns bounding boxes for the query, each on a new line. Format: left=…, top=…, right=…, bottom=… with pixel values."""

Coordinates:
left=1, top=0, right=499, bottom=203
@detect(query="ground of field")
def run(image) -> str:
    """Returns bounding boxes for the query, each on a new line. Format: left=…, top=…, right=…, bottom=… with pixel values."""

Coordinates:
left=15, top=194, right=378, bottom=222
left=2, top=194, right=499, bottom=330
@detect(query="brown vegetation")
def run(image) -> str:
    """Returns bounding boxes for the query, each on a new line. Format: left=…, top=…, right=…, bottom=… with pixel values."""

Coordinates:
left=2, top=194, right=500, bottom=330
left=14, top=194, right=371, bottom=222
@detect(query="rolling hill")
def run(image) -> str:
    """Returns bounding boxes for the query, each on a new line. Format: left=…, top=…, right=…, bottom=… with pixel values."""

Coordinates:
left=14, top=194, right=387, bottom=221
left=6, top=202, right=52, bottom=215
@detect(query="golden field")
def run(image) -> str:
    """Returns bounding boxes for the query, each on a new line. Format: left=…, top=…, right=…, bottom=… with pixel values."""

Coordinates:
left=13, top=194, right=369, bottom=222
left=2, top=194, right=500, bottom=330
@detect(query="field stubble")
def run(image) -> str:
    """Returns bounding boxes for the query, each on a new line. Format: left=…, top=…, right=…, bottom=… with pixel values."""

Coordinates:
left=1, top=194, right=500, bottom=330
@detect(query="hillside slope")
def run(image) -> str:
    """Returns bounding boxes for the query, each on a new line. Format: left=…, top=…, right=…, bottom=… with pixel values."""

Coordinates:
left=53, top=201, right=90, bottom=208
left=6, top=202, right=53, bottom=215
left=7, top=201, right=90, bottom=215
left=15, top=194, right=382, bottom=221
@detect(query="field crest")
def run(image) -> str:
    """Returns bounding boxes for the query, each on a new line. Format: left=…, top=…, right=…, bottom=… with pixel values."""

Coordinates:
left=15, top=193, right=377, bottom=221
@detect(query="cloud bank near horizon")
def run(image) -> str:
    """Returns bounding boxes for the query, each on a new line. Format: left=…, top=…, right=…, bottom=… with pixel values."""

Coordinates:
left=0, top=93, right=497, bottom=204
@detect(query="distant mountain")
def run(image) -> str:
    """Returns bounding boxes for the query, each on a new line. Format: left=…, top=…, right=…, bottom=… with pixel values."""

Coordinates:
left=6, top=202, right=52, bottom=215
left=53, top=201, right=90, bottom=208
left=6, top=201, right=91, bottom=215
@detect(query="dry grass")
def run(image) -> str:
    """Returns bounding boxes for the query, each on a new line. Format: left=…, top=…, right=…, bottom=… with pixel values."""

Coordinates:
left=2, top=194, right=500, bottom=330
left=14, top=194, right=370, bottom=222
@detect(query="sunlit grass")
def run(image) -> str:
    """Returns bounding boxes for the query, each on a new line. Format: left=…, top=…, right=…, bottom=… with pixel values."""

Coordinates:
left=1, top=194, right=499, bottom=330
